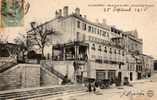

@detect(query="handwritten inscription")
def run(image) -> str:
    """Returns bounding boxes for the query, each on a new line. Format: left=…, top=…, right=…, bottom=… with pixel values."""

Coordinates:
left=120, top=90, right=154, bottom=98
left=88, top=4, right=154, bottom=13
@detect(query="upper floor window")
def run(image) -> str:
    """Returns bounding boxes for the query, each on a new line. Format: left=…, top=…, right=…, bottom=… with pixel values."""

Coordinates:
left=76, top=32, right=80, bottom=40
left=91, top=27, right=94, bottom=33
left=119, top=50, right=121, bottom=54
left=102, top=31, right=106, bottom=37
left=97, top=29, right=100, bottom=34
left=82, top=23, right=86, bottom=31
left=91, top=43, right=95, bottom=50
left=94, top=28, right=97, bottom=34
left=107, top=33, right=109, bottom=37
left=98, top=45, right=102, bottom=51
left=122, top=51, right=125, bottom=56
left=77, top=21, right=80, bottom=28
left=114, top=49, right=116, bottom=54
left=109, top=48, right=112, bottom=54
left=88, top=26, right=91, bottom=32
left=104, top=47, right=107, bottom=52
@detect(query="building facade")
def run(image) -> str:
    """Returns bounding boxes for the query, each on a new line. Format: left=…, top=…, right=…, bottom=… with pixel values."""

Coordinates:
left=142, top=54, right=154, bottom=78
left=27, top=6, right=153, bottom=84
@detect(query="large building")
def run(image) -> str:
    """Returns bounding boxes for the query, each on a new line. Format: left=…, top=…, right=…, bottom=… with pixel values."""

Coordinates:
left=27, top=6, right=153, bottom=84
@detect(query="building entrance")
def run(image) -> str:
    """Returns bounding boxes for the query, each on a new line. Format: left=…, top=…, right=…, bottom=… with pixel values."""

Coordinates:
left=118, top=72, right=122, bottom=82
left=130, top=72, right=133, bottom=81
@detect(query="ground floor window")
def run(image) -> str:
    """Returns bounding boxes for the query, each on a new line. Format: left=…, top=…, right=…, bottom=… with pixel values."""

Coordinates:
left=96, top=71, right=106, bottom=80
left=96, top=70, right=116, bottom=80
left=108, top=70, right=116, bottom=80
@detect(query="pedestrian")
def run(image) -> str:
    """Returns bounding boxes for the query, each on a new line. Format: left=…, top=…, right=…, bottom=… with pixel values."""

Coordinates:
left=93, top=84, right=96, bottom=93
left=88, top=82, right=92, bottom=92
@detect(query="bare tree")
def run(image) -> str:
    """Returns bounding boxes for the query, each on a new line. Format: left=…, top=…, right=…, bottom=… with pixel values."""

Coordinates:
left=28, top=22, right=55, bottom=57
left=14, top=33, right=32, bottom=50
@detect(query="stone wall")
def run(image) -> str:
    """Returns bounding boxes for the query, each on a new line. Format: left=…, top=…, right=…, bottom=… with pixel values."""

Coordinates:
left=21, top=64, right=40, bottom=88
left=0, top=65, right=22, bottom=91
left=0, top=64, right=40, bottom=91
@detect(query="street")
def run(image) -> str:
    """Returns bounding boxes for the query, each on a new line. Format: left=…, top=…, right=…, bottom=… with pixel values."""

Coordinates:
left=33, top=73, right=157, bottom=100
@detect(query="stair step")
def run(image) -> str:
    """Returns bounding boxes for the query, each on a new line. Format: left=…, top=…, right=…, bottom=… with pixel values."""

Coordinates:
left=0, top=85, right=86, bottom=99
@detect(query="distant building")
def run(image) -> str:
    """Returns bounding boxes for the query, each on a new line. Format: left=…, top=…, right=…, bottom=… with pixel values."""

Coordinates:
left=141, top=54, right=154, bottom=78
left=154, top=60, right=157, bottom=71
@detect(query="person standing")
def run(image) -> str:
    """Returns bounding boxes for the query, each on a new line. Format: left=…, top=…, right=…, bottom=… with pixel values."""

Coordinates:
left=93, top=81, right=96, bottom=93
left=88, top=82, right=92, bottom=92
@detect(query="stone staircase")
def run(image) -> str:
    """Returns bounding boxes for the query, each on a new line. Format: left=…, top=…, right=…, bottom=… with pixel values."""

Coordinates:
left=0, top=85, right=86, bottom=99
left=41, top=61, right=65, bottom=80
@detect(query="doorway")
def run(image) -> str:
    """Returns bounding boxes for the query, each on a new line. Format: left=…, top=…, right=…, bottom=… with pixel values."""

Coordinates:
left=130, top=72, right=133, bottom=81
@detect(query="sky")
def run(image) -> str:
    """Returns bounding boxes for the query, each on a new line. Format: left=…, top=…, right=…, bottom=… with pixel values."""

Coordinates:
left=1, top=0, right=157, bottom=58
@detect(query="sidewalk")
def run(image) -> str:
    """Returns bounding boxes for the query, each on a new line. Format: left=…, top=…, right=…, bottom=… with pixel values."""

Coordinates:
left=130, top=78, right=152, bottom=84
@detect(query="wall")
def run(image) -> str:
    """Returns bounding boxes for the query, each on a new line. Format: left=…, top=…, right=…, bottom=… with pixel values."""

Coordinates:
left=21, top=64, right=40, bottom=88
left=0, top=64, right=22, bottom=91
left=0, top=64, right=40, bottom=91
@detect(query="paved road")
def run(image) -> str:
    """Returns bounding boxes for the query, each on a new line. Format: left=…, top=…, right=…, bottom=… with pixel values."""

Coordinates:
left=33, top=73, right=157, bottom=100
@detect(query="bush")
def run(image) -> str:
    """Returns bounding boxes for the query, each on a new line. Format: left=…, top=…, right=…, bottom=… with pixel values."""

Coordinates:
left=27, top=50, right=46, bottom=60
left=0, top=49, right=10, bottom=57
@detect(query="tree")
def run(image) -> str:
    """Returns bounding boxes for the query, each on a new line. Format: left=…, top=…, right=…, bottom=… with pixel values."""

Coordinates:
left=0, top=32, right=8, bottom=43
left=28, top=22, right=55, bottom=57
left=14, top=33, right=31, bottom=62
left=14, top=33, right=32, bottom=50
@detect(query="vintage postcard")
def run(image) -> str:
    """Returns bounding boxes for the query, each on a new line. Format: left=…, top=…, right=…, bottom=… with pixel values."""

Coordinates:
left=0, top=0, right=157, bottom=100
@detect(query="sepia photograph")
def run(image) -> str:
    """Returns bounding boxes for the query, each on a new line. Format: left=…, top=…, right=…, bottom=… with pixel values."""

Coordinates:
left=0, top=0, right=157, bottom=100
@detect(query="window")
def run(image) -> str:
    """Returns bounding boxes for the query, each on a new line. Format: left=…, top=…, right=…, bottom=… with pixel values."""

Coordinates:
left=122, top=51, right=124, bottom=56
left=91, top=27, right=94, bottom=33
left=119, top=50, right=121, bottom=54
left=76, top=32, right=80, bottom=41
left=107, top=33, right=109, bottom=37
left=104, top=47, right=107, bottom=52
left=102, top=31, right=106, bottom=37
left=100, top=30, right=102, bottom=36
left=119, top=64, right=121, bottom=69
left=94, top=28, right=96, bottom=34
left=109, top=48, right=112, bottom=54
left=91, top=43, right=95, bottom=50
left=114, top=49, right=116, bottom=54
left=98, top=45, right=102, bottom=51
left=97, top=29, right=100, bottom=34
left=88, top=26, right=91, bottom=32
left=77, top=21, right=80, bottom=28
left=82, top=23, right=86, bottom=30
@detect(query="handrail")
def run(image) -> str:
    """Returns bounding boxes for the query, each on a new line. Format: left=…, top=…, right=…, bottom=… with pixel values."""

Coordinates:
left=0, top=62, right=17, bottom=73
left=41, top=62, right=65, bottom=80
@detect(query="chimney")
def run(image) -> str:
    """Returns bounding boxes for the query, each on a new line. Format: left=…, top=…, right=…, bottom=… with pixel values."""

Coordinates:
left=102, top=19, right=106, bottom=25
left=63, top=6, right=68, bottom=17
left=84, top=15, right=87, bottom=19
left=59, top=9, right=62, bottom=16
left=96, top=19, right=99, bottom=23
left=55, top=10, right=59, bottom=18
left=75, top=8, right=80, bottom=15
